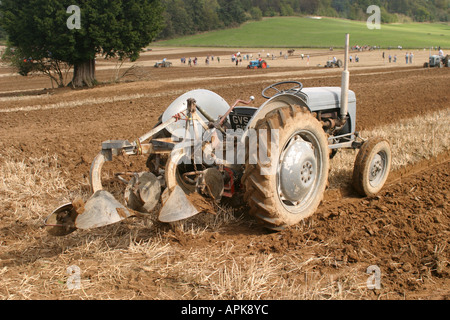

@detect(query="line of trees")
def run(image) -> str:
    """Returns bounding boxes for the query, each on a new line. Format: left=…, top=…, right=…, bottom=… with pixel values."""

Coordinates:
left=159, top=0, right=450, bottom=39
left=1, top=1, right=448, bottom=44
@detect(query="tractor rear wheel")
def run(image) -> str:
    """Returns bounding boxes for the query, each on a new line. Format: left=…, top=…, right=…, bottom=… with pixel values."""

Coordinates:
left=352, top=137, right=391, bottom=197
left=243, top=106, right=329, bottom=230
left=444, top=55, right=450, bottom=67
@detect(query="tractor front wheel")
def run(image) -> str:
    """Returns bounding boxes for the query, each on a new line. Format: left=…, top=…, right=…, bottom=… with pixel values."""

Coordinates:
left=243, top=106, right=329, bottom=230
left=352, top=137, right=391, bottom=197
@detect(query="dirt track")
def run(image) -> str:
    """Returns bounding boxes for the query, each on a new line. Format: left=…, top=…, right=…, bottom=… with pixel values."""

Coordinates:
left=0, top=48, right=449, bottom=300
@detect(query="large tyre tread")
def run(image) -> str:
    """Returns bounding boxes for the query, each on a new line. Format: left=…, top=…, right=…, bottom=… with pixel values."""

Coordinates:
left=243, top=105, right=329, bottom=230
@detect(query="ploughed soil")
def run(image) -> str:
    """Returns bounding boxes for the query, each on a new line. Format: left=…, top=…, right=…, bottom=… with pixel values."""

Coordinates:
left=0, top=47, right=448, bottom=300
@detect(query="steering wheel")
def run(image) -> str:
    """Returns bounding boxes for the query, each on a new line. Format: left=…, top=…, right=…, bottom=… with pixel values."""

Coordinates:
left=262, top=81, right=304, bottom=99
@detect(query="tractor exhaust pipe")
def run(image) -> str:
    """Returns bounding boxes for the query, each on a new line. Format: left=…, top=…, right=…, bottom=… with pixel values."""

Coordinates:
left=340, top=33, right=350, bottom=121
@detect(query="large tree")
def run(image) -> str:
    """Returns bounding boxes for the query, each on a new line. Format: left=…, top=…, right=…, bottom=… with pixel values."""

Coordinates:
left=0, top=0, right=164, bottom=87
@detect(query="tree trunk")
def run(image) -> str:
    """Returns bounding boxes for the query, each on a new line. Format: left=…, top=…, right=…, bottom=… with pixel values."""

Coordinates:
left=71, top=59, right=96, bottom=88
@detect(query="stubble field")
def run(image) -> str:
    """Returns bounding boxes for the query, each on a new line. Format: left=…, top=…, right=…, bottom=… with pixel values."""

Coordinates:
left=0, top=47, right=448, bottom=300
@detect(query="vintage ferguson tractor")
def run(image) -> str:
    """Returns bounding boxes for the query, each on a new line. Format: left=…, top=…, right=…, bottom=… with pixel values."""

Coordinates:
left=45, top=35, right=392, bottom=235
left=325, top=58, right=343, bottom=68
left=154, top=60, right=172, bottom=68
left=423, top=54, right=450, bottom=68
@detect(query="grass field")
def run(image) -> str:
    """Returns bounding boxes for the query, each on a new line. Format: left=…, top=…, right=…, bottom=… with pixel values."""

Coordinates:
left=156, top=17, right=450, bottom=49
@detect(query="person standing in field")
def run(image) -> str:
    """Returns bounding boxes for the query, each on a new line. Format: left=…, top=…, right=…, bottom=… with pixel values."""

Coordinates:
left=405, top=52, right=409, bottom=64
left=409, top=52, right=413, bottom=64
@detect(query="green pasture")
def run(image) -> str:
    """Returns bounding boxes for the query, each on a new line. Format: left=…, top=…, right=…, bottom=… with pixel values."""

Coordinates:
left=156, top=17, right=450, bottom=49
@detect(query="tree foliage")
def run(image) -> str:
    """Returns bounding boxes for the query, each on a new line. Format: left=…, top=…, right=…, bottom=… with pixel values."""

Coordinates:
left=0, top=0, right=164, bottom=87
left=0, top=26, right=6, bottom=41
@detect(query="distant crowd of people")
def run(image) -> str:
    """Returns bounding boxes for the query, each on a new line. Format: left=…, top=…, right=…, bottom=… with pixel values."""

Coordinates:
left=383, top=51, right=414, bottom=64
left=179, top=55, right=222, bottom=67
left=169, top=46, right=446, bottom=68
left=175, top=50, right=313, bottom=67
left=384, top=49, right=443, bottom=64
